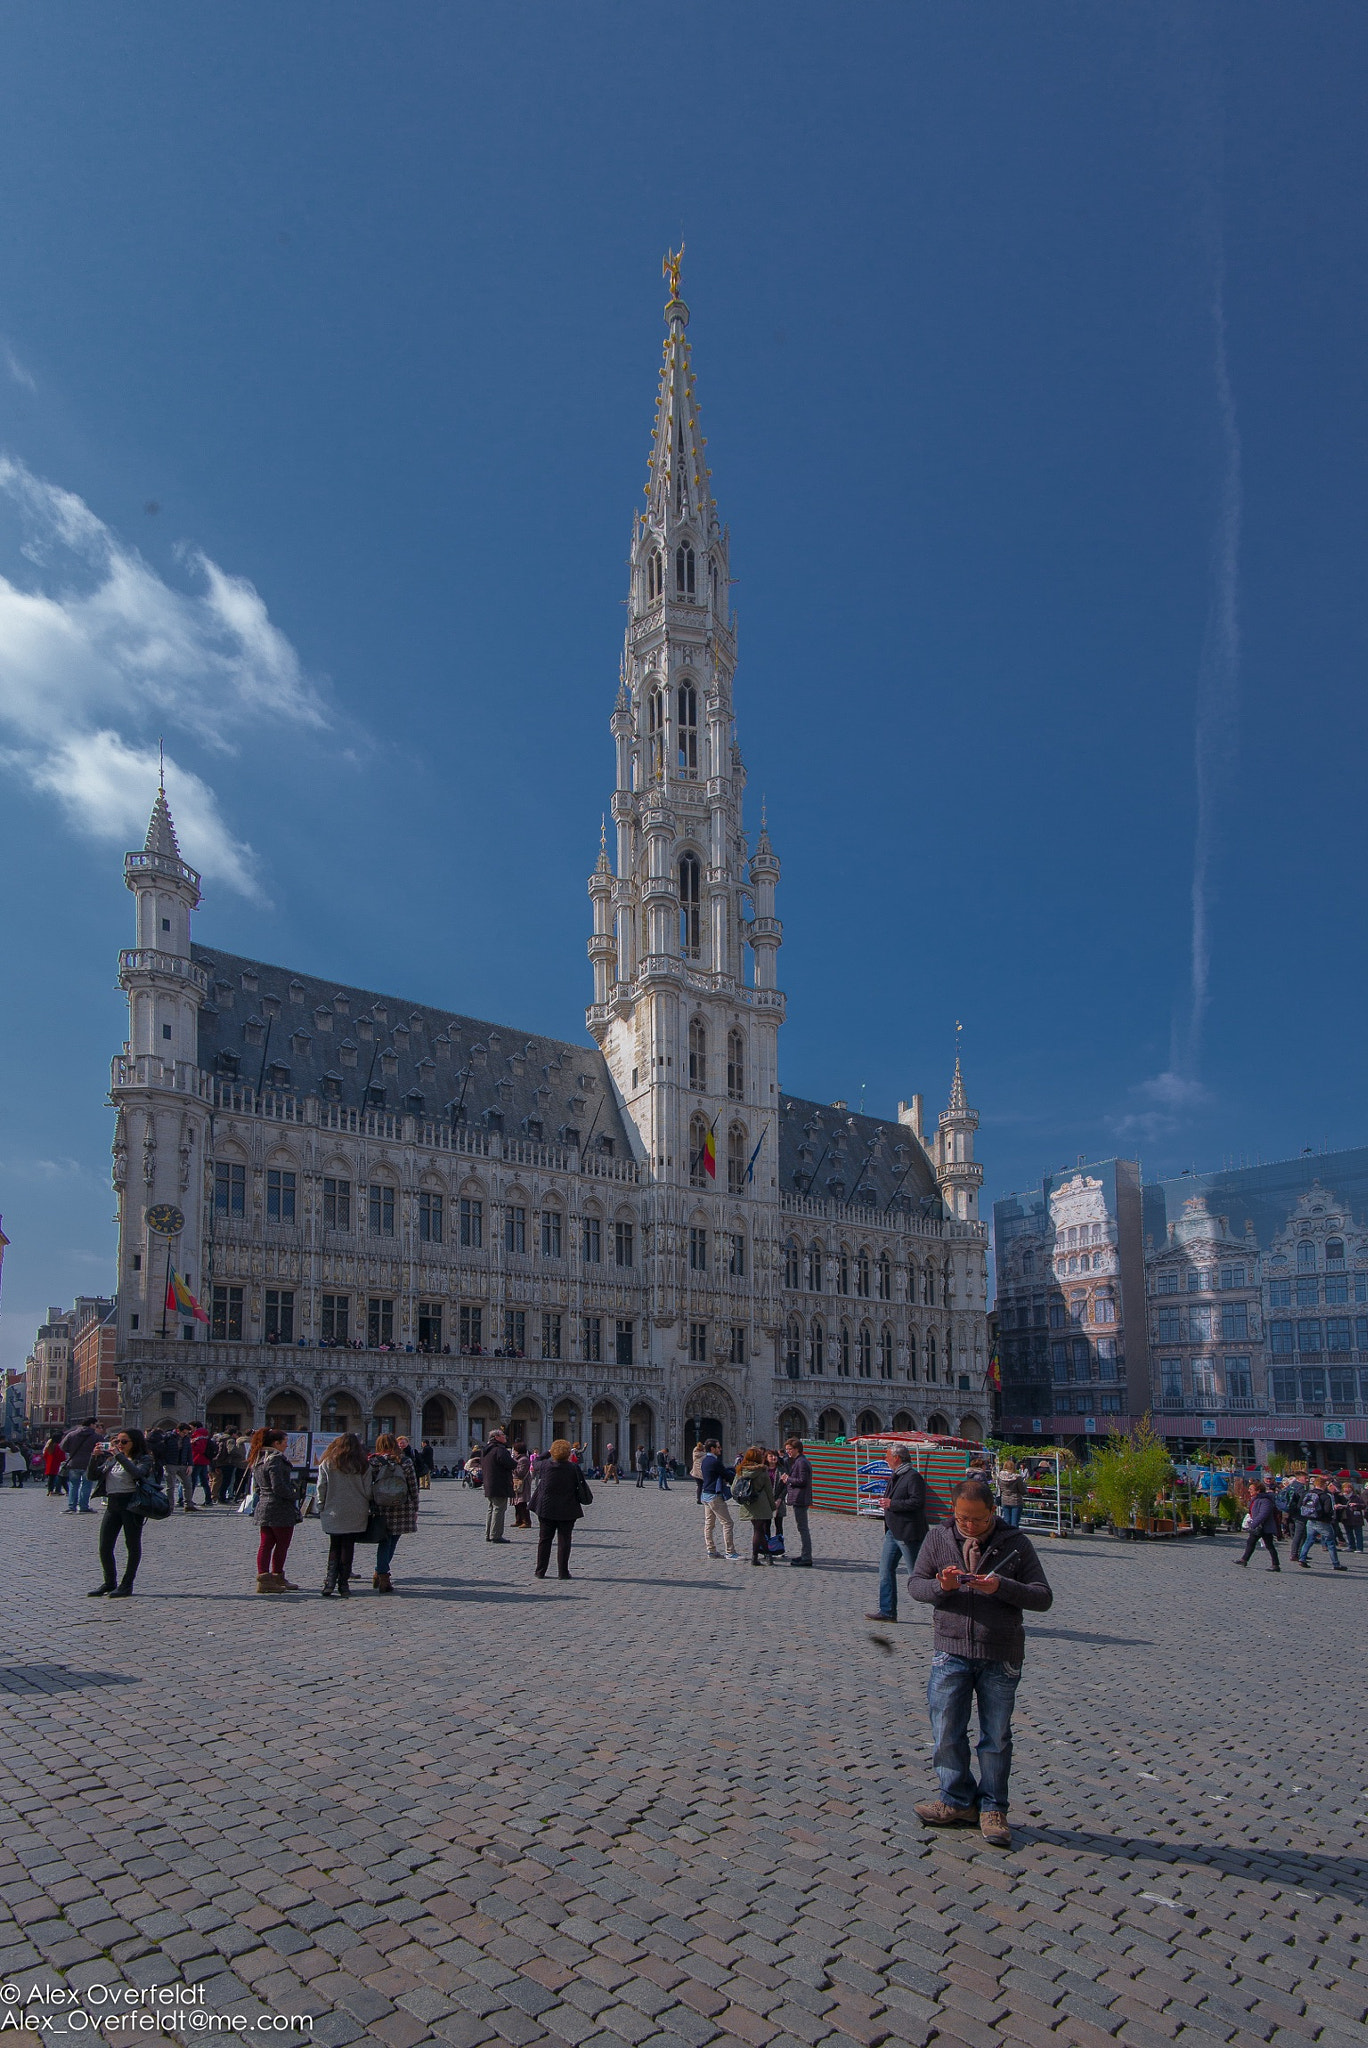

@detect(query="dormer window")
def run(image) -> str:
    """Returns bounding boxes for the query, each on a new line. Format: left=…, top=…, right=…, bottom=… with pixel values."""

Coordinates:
left=675, top=543, right=695, bottom=596
left=646, top=550, right=663, bottom=603
left=266, top=1062, right=290, bottom=1088
left=677, top=682, right=698, bottom=774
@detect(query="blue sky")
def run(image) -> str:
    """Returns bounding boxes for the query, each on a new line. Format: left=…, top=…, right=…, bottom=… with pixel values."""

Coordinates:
left=2, top=3, right=1366, bottom=1367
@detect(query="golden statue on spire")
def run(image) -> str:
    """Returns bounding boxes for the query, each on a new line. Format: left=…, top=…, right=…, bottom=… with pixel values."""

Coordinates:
left=663, top=243, right=684, bottom=301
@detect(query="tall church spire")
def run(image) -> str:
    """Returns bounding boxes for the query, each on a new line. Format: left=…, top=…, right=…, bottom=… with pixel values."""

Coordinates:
left=144, top=785, right=183, bottom=864
left=587, top=261, right=783, bottom=1198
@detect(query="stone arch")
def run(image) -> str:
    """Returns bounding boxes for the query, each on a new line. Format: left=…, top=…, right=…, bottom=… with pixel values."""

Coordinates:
left=926, top=1411, right=950, bottom=1436
left=140, top=1378, right=196, bottom=1429
left=591, top=1399, right=620, bottom=1467
left=421, top=1392, right=458, bottom=1444
left=628, top=1399, right=656, bottom=1462
left=815, top=1407, right=847, bottom=1441
left=682, top=1381, right=737, bottom=1462
left=957, top=1415, right=983, bottom=1442
left=372, top=1387, right=413, bottom=1439
left=205, top=1383, right=255, bottom=1433
left=317, top=1386, right=363, bottom=1434
left=467, top=1392, right=501, bottom=1444
left=552, top=1394, right=583, bottom=1443
left=509, top=1393, right=543, bottom=1449
left=892, top=1409, right=915, bottom=1431
left=265, top=1384, right=310, bottom=1431
left=855, top=1408, right=883, bottom=1436
left=777, top=1405, right=809, bottom=1442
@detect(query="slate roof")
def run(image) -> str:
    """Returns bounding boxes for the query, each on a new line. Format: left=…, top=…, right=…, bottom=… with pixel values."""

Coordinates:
left=778, top=1095, right=940, bottom=1215
left=191, top=946, right=636, bottom=1155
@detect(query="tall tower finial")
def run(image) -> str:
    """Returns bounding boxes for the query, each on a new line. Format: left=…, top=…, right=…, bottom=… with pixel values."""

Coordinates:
left=158, top=736, right=165, bottom=792
left=663, top=243, right=685, bottom=305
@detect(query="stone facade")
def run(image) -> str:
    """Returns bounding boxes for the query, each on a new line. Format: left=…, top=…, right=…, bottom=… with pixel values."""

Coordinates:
left=109, top=270, right=990, bottom=1456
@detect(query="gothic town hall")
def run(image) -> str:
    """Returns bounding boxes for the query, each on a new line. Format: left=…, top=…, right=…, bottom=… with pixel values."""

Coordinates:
left=110, top=266, right=990, bottom=1461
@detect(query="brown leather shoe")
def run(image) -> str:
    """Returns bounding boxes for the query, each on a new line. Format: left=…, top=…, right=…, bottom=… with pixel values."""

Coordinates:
left=979, top=1809, right=1012, bottom=1849
left=915, top=1800, right=978, bottom=1827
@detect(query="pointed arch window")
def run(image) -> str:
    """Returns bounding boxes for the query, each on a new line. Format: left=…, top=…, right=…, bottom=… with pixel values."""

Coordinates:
left=726, top=1029, right=744, bottom=1101
left=648, top=687, right=666, bottom=783
left=908, top=1330, right=918, bottom=1382
left=688, top=1016, right=707, bottom=1091
left=646, top=551, right=663, bottom=604
left=856, top=1250, right=871, bottom=1298
left=880, top=1326, right=894, bottom=1380
left=784, top=1239, right=801, bottom=1290
left=688, top=1114, right=710, bottom=1190
left=808, top=1242, right=823, bottom=1293
left=677, top=682, right=698, bottom=774
left=838, top=1324, right=852, bottom=1377
left=837, top=1248, right=850, bottom=1295
left=727, top=1121, right=748, bottom=1195
left=857, top=1326, right=873, bottom=1378
left=675, top=543, right=695, bottom=596
left=927, top=1331, right=938, bottom=1382
left=878, top=1253, right=892, bottom=1301
left=679, top=851, right=701, bottom=959
left=810, top=1319, right=824, bottom=1376
left=785, top=1318, right=802, bottom=1380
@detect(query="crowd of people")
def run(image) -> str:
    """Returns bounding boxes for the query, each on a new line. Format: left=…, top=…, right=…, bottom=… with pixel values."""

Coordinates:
left=1240, top=1474, right=1365, bottom=1571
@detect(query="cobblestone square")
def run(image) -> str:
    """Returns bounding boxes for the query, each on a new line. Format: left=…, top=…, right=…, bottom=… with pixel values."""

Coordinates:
left=0, top=1482, right=1363, bottom=2047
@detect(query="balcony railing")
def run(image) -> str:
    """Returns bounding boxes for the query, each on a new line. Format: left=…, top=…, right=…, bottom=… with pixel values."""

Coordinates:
left=780, top=1191, right=985, bottom=1243
left=119, top=948, right=211, bottom=993
left=1154, top=1395, right=1267, bottom=1416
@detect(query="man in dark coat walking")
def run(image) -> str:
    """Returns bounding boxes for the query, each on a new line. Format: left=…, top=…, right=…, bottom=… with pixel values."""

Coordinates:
left=908, top=1477, right=1053, bottom=1849
left=481, top=1430, right=515, bottom=1543
left=867, top=1446, right=926, bottom=1622
left=783, top=1436, right=814, bottom=1566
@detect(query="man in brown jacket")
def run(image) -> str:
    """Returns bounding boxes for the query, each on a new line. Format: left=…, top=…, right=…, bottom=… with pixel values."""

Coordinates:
left=908, top=1477, right=1052, bottom=1849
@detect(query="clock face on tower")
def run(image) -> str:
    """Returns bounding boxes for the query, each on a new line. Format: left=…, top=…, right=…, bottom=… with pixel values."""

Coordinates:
left=146, top=1203, right=185, bottom=1237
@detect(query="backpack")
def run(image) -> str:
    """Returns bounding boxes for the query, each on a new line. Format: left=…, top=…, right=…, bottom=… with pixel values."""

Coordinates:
left=732, top=1472, right=757, bottom=1505
left=372, top=1459, right=409, bottom=1505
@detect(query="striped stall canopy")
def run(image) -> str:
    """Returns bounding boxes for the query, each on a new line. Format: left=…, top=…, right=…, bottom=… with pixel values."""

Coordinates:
left=804, top=1434, right=975, bottom=1516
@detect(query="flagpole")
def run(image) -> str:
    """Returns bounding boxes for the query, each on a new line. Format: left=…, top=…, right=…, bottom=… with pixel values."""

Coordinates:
left=160, top=1237, right=174, bottom=1339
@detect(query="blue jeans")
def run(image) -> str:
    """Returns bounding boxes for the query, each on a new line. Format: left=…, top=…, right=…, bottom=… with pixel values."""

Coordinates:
left=927, top=1652, right=1022, bottom=1814
left=999, top=1504, right=1022, bottom=1529
left=65, top=1469, right=93, bottom=1512
left=1298, top=1524, right=1340, bottom=1565
left=657, top=1468, right=669, bottom=1489
left=376, top=1532, right=399, bottom=1575
left=877, top=1532, right=917, bottom=1619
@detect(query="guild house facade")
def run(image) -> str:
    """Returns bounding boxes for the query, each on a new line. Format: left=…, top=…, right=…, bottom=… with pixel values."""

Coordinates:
left=110, top=262, right=990, bottom=1460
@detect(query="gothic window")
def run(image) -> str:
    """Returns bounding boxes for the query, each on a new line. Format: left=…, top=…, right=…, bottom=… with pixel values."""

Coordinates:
left=689, top=1114, right=710, bottom=1189
left=646, top=550, right=663, bottom=603
left=880, top=1326, right=894, bottom=1380
left=729, top=1231, right=746, bottom=1277
left=785, top=1318, right=802, bottom=1379
left=540, top=1206, right=563, bottom=1257
left=811, top=1319, right=824, bottom=1376
left=648, top=686, right=665, bottom=782
left=838, top=1324, right=852, bottom=1377
left=927, top=1332, right=938, bottom=1382
left=808, top=1242, right=824, bottom=1292
left=689, top=1225, right=708, bottom=1271
left=679, top=851, right=701, bottom=958
left=688, top=1016, right=707, bottom=1090
left=418, top=1190, right=443, bottom=1243
left=214, top=1161, right=245, bottom=1217
left=322, top=1177, right=351, bottom=1231
left=582, top=1213, right=602, bottom=1264
left=677, top=682, right=698, bottom=773
left=726, top=1029, right=744, bottom=1100
left=675, top=544, right=696, bottom=595
left=614, top=1219, right=635, bottom=1267
left=459, top=1196, right=483, bottom=1247
left=878, top=1253, right=891, bottom=1301
left=727, top=1122, right=748, bottom=1195
left=837, top=1248, right=850, bottom=1295
left=908, top=1329, right=918, bottom=1381
left=858, top=1326, right=873, bottom=1378
left=922, top=1264, right=934, bottom=1306
left=368, top=1182, right=395, bottom=1238
left=784, top=1239, right=801, bottom=1289
left=856, top=1250, right=871, bottom=1298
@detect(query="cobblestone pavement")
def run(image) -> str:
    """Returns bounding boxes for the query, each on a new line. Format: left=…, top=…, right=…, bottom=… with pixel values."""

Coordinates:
left=0, top=1479, right=1364, bottom=2048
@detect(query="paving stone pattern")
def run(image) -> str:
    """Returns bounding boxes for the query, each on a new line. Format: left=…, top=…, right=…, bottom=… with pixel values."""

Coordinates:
left=0, top=1482, right=1364, bottom=2046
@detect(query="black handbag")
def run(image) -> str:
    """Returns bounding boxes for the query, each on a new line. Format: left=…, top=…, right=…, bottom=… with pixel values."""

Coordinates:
left=130, top=1476, right=172, bottom=1520
left=360, top=1508, right=388, bottom=1543
left=576, top=1472, right=594, bottom=1506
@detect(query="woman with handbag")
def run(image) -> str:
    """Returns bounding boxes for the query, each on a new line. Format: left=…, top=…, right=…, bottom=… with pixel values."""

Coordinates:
left=314, top=1434, right=374, bottom=1598
left=731, top=1445, right=777, bottom=1566
left=250, top=1428, right=301, bottom=1593
left=88, top=1429, right=156, bottom=1598
left=369, top=1432, right=419, bottom=1593
left=529, top=1437, right=590, bottom=1580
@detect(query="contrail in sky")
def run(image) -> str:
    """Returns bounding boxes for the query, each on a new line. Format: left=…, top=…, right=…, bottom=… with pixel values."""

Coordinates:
left=1176, top=238, right=1241, bottom=1081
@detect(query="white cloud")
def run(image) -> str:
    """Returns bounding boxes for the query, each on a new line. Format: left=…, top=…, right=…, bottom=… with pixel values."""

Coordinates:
left=0, top=453, right=327, bottom=894
left=2, top=342, right=35, bottom=391
left=1111, top=1069, right=1212, bottom=1145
